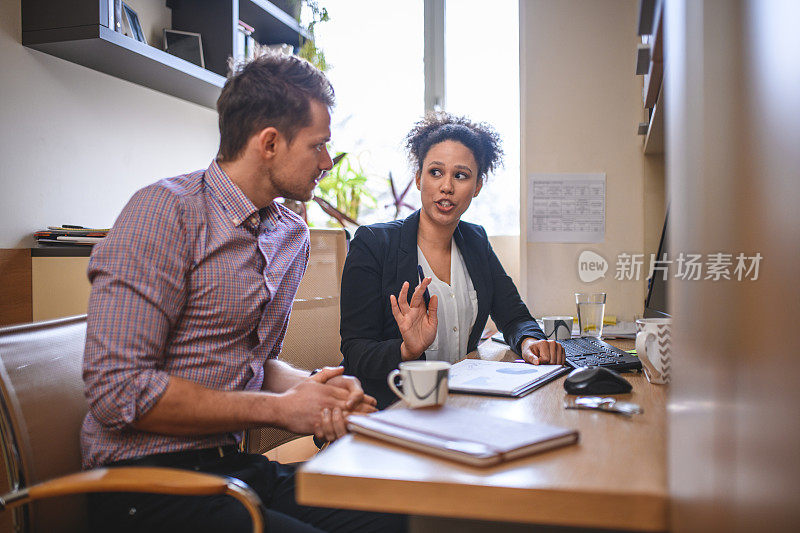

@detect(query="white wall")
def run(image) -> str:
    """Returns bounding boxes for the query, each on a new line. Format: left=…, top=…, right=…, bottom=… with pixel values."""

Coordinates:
left=520, top=0, right=654, bottom=321
left=488, top=235, right=521, bottom=287
left=0, top=0, right=219, bottom=248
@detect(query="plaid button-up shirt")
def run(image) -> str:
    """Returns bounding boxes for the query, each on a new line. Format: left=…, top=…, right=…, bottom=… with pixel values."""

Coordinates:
left=81, top=160, right=309, bottom=469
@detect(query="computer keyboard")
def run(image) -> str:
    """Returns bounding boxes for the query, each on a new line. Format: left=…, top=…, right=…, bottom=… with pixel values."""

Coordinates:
left=560, top=337, right=642, bottom=372
left=489, top=333, right=642, bottom=372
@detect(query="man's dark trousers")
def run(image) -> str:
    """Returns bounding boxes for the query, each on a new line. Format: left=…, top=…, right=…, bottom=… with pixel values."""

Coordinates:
left=89, top=450, right=406, bottom=532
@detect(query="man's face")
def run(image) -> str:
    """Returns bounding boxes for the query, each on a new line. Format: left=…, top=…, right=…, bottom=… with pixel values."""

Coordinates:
left=268, top=99, right=333, bottom=202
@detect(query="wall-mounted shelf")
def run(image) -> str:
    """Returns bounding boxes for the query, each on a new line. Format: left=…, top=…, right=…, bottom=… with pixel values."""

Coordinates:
left=243, top=0, right=310, bottom=43
left=644, top=90, right=664, bottom=154
left=171, top=0, right=310, bottom=79
left=642, top=4, right=663, bottom=108
left=637, top=0, right=657, bottom=35
left=637, top=0, right=664, bottom=154
left=22, top=0, right=309, bottom=109
left=24, top=24, right=225, bottom=108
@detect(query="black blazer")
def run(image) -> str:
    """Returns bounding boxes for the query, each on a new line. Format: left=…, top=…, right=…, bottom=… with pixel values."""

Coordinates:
left=340, top=210, right=546, bottom=408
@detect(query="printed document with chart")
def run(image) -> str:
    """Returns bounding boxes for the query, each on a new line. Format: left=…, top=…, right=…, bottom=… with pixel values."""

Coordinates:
left=448, top=359, right=569, bottom=397
left=527, top=173, right=606, bottom=243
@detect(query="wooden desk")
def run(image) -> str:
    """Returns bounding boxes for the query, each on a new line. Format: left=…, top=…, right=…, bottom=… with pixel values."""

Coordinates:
left=297, top=340, right=668, bottom=531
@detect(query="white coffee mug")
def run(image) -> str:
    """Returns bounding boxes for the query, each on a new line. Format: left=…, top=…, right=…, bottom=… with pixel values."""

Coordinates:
left=542, top=316, right=574, bottom=341
left=387, top=360, right=450, bottom=408
left=635, top=318, right=672, bottom=384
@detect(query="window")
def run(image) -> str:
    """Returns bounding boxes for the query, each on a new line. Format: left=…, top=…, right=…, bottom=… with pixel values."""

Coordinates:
left=309, top=0, right=424, bottom=226
left=310, top=0, right=520, bottom=235
left=444, top=0, right=520, bottom=235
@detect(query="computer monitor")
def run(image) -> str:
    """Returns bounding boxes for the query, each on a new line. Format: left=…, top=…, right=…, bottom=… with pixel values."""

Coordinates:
left=644, top=209, right=670, bottom=318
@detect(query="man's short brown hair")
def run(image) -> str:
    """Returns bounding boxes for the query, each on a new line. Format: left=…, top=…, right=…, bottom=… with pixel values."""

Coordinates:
left=216, top=52, right=335, bottom=161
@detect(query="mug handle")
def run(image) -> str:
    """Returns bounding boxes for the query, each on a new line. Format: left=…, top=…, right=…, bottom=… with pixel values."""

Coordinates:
left=636, top=331, right=662, bottom=383
left=387, top=369, right=405, bottom=400
left=555, top=320, right=570, bottom=340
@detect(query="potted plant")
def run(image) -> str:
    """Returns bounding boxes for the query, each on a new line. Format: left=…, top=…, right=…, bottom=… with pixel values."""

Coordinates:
left=314, top=152, right=375, bottom=227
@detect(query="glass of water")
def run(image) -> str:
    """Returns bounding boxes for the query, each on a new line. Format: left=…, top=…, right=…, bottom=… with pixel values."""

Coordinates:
left=575, top=292, right=606, bottom=337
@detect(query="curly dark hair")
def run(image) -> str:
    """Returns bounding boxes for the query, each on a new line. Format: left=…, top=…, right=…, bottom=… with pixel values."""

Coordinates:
left=404, top=112, right=504, bottom=182
left=216, top=51, right=335, bottom=161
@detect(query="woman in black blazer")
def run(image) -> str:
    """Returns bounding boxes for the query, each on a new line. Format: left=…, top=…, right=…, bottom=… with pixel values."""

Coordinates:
left=340, top=113, right=565, bottom=408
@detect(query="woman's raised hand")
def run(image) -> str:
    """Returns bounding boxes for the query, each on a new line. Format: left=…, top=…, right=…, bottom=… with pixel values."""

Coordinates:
left=389, top=279, right=438, bottom=361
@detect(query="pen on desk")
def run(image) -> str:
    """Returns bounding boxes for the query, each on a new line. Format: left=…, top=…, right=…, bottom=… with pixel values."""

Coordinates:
left=416, top=265, right=431, bottom=308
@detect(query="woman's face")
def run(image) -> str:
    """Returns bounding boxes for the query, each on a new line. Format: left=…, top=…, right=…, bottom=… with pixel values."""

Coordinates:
left=416, top=140, right=482, bottom=229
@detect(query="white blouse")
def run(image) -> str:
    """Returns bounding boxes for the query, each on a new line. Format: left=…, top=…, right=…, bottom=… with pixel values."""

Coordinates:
left=417, top=240, right=478, bottom=363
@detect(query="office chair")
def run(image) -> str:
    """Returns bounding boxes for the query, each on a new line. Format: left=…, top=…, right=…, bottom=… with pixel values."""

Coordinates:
left=245, top=228, right=348, bottom=455
left=0, top=315, right=264, bottom=533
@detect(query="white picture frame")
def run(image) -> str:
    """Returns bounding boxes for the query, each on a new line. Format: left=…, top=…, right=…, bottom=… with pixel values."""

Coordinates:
left=121, top=3, right=147, bottom=44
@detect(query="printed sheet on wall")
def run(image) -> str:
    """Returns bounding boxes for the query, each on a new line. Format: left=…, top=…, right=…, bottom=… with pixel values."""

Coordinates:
left=527, top=173, right=606, bottom=243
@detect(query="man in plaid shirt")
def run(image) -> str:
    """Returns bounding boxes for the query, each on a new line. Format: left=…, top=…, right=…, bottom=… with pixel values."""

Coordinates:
left=82, top=52, right=404, bottom=532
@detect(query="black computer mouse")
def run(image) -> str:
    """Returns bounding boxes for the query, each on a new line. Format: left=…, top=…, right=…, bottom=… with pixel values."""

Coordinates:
left=564, top=367, right=632, bottom=395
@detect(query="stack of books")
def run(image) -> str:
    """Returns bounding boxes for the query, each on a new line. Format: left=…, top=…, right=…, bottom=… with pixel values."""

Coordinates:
left=34, top=226, right=109, bottom=247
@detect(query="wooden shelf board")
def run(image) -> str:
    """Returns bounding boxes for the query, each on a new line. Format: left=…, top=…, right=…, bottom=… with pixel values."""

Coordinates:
left=23, top=25, right=225, bottom=109
left=0, top=249, right=32, bottom=327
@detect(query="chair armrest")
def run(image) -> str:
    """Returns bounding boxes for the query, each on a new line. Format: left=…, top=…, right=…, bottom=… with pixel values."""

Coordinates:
left=0, top=467, right=264, bottom=533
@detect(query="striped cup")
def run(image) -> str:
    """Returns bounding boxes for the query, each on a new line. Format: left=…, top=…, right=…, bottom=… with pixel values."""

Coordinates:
left=635, top=318, right=672, bottom=385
